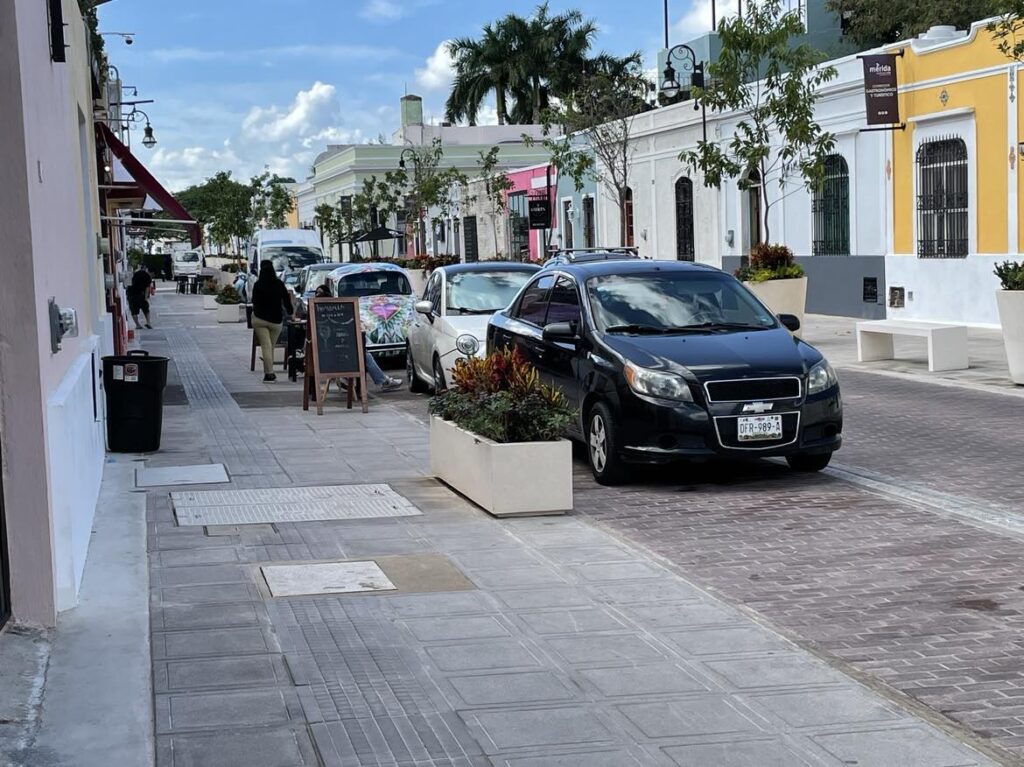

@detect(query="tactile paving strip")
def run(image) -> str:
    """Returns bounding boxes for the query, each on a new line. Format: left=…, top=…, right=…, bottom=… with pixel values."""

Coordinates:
left=172, top=484, right=422, bottom=526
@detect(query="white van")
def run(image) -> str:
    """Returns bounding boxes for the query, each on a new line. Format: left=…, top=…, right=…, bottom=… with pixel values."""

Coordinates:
left=247, top=229, right=324, bottom=277
left=172, top=249, right=203, bottom=278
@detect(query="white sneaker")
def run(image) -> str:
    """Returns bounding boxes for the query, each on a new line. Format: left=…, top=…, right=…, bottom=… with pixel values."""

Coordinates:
left=379, top=377, right=403, bottom=392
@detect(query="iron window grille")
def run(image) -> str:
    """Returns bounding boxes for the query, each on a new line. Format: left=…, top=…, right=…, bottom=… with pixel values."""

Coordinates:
left=562, top=201, right=574, bottom=248
left=916, top=136, right=969, bottom=259
left=812, top=155, right=850, bottom=256
left=582, top=197, right=596, bottom=248
left=508, top=192, right=530, bottom=259
left=675, top=177, right=695, bottom=261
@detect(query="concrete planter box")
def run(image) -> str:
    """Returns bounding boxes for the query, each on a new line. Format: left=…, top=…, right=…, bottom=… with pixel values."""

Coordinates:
left=744, top=277, right=808, bottom=335
left=429, top=416, right=572, bottom=517
left=996, top=290, right=1024, bottom=384
left=215, top=303, right=244, bottom=323
left=202, top=295, right=219, bottom=310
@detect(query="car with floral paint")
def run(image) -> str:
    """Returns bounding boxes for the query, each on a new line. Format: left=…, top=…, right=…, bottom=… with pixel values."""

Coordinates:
left=325, top=263, right=417, bottom=359
left=406, top=262, right=540, bottom=392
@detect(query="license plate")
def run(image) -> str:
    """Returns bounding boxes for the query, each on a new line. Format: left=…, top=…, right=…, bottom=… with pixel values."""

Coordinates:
left=737, top=414, right=783, bottom=441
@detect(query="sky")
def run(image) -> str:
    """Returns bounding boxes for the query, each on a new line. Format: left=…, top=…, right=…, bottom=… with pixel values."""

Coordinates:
left=97, top=0, right=734, bottom=191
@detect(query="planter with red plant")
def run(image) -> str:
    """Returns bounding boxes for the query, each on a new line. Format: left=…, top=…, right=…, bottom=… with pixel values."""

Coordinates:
left=736, top=244, right=807, bottom=335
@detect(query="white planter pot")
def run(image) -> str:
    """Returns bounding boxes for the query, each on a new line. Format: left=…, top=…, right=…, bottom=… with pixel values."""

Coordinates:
left=215, top=303, right=244, bottom=323
left=202, top=295, right=219, bottom=310
left=429, top=417, right=572, bottom=517
left=744, top=277, right=808, bottom=336
left=996, top=290, right=1024, bottom=384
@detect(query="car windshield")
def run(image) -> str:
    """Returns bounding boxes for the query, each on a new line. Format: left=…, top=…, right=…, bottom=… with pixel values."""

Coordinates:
left=587, top=271, right=777, bottom=333
left=446, top=271, right=534, bottom=313
left=178, top=253, right=199, bottom=262
left=334, top=270, right=412, bottom=298
left=304, top=270, right=332, bottom=295
left=264, top=247, right=322, bottom=272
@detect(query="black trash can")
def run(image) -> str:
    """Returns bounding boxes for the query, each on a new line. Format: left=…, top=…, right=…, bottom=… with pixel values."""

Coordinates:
left=103, top=350, right=169, bottom=452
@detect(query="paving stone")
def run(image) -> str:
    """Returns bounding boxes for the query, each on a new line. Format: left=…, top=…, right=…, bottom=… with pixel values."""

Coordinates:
left=500, top=751, right=644, bottom=767
left=157, top=627, right=272, bottom=660
left=153, top=602, right=263, bottom=631
left=749, top=688, right=905, bottom=728
left=403, top=616, right=510, bottom=642
left=463, top=707, right=613, bottom=754
left=467, top=566, right=566, bottom=590
left=577, top=663, right=707, bottom=697
left=449, top=671, right=576, bottom=706
left=813, top=725, right=987, bottom=767
left=518, top=608, right=625, bottom=636
left=545, top=634, right=667, bottom=666
left=619, top=696, right=763, bottom=738
left=621, top=601, right=741, bottom=630
left=703, top=653, right=851, bottom=691
left=384, top=590, right=495, bottom=617
left=451, top=549, right=544, bottom=570
left=156, top=583, right=261, bottom=606
left=570, top=562, right=665, bottom=582
left=156, top=727, right=318, bottom=766
left=588, top=581, right=705, bottom=605
left=153, top=564, right=251, bottom=587
left=161, top=656, right=287, bottom=692
left=426, top=641, right=541, bottom=672
left=158, top=547, right=240, bottom=567
left=156, top=688, right=293, bottom=733
left=663, top=738, right=812, bottom=767
left=136, top=463, right=229, bottom=488
left=666, top=626, right=791, bottom=656
left=494, top=587, right=593, bottom=610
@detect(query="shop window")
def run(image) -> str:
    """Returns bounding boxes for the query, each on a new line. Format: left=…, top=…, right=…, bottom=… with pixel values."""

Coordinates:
left=812, top=155, right=850, bottom=256
left=916, top=137, right=968, bottom=258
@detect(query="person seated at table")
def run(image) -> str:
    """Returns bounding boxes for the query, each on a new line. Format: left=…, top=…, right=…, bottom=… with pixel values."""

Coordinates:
left=295, top=286, right=402, bottom=392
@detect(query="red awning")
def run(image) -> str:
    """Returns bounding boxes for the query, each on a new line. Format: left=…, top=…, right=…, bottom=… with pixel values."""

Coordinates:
left=97, top=123, right=202, bottom=248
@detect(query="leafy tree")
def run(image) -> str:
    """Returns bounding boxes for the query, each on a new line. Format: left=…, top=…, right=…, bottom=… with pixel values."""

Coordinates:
left=988, top=1, right=1024, bottom=61
left=350, top=172, right=406, bottom=260
left=529, top=57, right=650, bottom=247
left=830, top=0, right=996, bottom=47
left=176, top=171, right=251, bottom=253
left=680, top=0, right=837, bottom=245
left=476, top=147, right=515, bottom=257
left=249, top=171, right=296, bottom=229
left=446, top=22, right=519, bottom=125
left=396, top=139, right=469, bottom=256
left=314, top=202, right=344, bottom=256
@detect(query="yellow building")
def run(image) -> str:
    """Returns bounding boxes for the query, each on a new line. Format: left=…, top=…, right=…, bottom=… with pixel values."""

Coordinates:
left=886, top=20, right=1019, bottom=325
left=284, top=183, right=300, bottom=229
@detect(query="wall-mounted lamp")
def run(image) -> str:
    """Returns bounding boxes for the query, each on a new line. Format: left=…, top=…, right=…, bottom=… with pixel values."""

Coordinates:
left=725, top=229, right=735, bottom=247
left=1017, top=141, right=1024, bottom=158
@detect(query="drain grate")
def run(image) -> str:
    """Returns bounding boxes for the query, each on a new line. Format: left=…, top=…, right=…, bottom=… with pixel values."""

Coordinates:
left=172, top=484, right=422, bottom=526
left=261, top=561, right=396, bottom=597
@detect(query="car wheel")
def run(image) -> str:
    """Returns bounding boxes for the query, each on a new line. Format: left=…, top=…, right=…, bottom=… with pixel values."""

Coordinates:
left=588, top=403, right=626, bottom=486
left=432, top=356, right=447, bottom=393
left=786, top=452, right=833, bottom=472
left=406, top=344, right=428, bottom=393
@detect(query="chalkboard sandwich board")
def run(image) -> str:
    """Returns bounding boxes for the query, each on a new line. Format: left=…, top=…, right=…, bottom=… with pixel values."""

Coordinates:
left=303, top=297, right=368, bottom=415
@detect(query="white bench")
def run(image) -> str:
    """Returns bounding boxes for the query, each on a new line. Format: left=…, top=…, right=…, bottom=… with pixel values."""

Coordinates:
left=856, top=319, right=969, bottom=372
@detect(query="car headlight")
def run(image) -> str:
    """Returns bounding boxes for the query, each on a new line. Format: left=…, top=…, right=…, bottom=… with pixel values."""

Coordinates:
left=456, top=334, right=481, bottom=356
left=807, top=359, right=838, bottom=395
left=624, top=361, right=693, bottom=402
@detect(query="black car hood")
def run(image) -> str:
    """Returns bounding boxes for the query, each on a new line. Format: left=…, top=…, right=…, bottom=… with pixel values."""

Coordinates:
left=599, top=327, right=816, bottom=380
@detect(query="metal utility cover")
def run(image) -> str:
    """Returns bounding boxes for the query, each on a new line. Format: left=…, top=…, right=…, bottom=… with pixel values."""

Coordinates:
left=261, top=561, right=396, bottom=597
left=136, top=463, right=229, bottom=488
left=172, top=484, right=422, bottom=526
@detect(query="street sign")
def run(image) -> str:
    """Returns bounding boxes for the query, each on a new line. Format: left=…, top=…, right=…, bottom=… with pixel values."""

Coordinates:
left=528, top=197, right=551, bottom=230
left=862, top=54, right=900, bottom=126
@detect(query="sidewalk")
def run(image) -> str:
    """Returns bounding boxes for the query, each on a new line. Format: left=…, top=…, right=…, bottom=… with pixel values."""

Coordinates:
left=134, top=291, right=999, bottom=766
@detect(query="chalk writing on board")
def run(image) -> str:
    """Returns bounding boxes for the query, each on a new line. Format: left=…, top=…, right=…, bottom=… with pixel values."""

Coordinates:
left=312, top=300, right=359, bottom=376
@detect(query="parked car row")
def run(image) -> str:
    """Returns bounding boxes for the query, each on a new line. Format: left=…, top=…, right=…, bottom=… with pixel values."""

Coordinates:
left=282, top=248, right=843, bottom=486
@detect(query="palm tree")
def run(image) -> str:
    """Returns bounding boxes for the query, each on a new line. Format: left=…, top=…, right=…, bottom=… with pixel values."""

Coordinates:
left=445, top=23, right=517, bottom=125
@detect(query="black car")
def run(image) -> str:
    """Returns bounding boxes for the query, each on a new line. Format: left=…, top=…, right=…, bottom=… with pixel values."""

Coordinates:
left=487, top=261, right=842, bottom=484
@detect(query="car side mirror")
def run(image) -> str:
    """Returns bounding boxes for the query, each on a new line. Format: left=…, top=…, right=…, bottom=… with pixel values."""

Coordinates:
left=543, top=321, right=578, bottom=342
left=778, top=313, right=801, bottom=332
left=415, top=300, right=434, bottom=316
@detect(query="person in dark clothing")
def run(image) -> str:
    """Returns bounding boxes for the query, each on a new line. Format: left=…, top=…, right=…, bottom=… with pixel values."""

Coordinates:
left=127, top=266, right=154, bottom=329
left=163, top=253, right=173, bottom=281
left=251, top=259, right=293, bottom=382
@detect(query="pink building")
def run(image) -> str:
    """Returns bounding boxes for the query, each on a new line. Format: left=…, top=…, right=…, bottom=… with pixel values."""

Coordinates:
left=504, top=164, right=558, bottom=262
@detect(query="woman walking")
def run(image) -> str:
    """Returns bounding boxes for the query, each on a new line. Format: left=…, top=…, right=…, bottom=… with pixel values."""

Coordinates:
left=251, top=259, right=292, bottom=382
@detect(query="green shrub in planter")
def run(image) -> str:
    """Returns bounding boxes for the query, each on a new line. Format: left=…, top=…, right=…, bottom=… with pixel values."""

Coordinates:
left=200, top=278, right=220, bottom=295
left=736, top=243, right=805, bottom=283
left=995, top=260, right=1024, bottom=291
left=214, top=285, right=242, bottom=305
left=429, top=347, right=574, bottom=443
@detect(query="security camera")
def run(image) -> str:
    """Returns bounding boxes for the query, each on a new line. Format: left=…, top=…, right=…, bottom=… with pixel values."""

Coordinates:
left=125, top=35, right=134, bottom=45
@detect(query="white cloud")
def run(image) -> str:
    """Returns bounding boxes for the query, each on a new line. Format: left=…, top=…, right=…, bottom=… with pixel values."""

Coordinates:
left=416, top=41, right=455, bottom=91
left=241, top=81, right=340, bottom=142
left=360, top=0, right=403, bottom=20
left=674, top=0, right=739, bottom=39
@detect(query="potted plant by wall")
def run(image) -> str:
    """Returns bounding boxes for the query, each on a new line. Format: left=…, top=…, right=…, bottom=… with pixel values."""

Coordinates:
left=200, top=278, right=220, bottom=310
left=736, top=244, right=808, bottom=335
left=995, top=260, right=1024, bottom=384
left=214, top=285, right=244, bottom=323
left=429, top=348, right=575, bottom=517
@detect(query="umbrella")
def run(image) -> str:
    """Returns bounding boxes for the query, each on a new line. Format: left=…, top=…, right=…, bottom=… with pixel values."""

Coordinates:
left=350, top=226, right=404, bottom=243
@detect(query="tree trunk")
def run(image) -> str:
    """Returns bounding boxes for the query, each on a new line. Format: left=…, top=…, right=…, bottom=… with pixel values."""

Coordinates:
left=619, top=190, right=627, bottom=248
left=496, top=87, right=507, bottom=126
left=532, top=77, right=542, bottom=124
left=761, top=160, right=771, bottom=245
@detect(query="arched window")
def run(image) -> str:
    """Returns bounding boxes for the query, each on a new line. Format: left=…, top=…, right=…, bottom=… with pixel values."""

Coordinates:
left=624, top=187, right=635, bottom=248
left=675, top=177, right=695, bottom=261
left=916, top=137, right=968, bottom=258
left=746, top=169, right=763, bottom=251
left=812, top=155, right=850, bottom=256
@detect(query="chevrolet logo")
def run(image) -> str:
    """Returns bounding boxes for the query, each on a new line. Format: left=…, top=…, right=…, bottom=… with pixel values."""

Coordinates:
left=742, top=402, right=774, bottom=414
